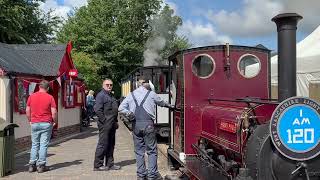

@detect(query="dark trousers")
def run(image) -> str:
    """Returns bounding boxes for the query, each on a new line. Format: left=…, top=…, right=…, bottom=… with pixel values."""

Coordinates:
left=87, top=105, right=94, bottom=119
left=94, top=122, right=116, bottom=168
left=133, top=123, right=158, bottom=179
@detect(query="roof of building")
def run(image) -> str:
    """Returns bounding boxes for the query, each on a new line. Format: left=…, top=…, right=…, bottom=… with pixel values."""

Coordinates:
left=0, top=43, right=67, bottom=76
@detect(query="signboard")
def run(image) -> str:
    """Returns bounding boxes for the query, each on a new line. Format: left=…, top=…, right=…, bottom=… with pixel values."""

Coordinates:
left=68, top=69, right=78, bottom=78
left=270, top=97, right=320, bottom=161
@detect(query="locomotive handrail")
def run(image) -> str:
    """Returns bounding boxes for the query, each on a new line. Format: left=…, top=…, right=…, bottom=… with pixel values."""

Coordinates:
left=207, top=98, right=279, bottom=105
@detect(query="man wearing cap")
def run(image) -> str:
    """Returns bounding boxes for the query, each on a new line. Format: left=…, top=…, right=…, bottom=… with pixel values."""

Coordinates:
left=118, top=77, right=174, bottom=180
left=26, top=80, right=57, bottom=173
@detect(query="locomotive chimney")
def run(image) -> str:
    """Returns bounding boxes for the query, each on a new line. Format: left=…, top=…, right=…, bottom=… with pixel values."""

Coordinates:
left=272, top=13, right=302, bottom=101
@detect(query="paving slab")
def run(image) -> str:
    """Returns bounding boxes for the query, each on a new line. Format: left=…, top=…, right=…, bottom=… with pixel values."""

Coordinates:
left=4, top=121, right=170, bottom=180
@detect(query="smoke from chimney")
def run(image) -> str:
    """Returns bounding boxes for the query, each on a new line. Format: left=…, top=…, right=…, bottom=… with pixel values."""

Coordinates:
left=143, top=36, right=166, bottom=66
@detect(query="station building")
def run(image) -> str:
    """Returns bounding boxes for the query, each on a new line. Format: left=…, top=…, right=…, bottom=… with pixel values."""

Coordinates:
left=0, top=42, right=85, bottom=152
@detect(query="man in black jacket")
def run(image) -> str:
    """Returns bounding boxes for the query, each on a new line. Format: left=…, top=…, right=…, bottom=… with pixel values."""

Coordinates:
left=93, top=78, right=121, bottom=171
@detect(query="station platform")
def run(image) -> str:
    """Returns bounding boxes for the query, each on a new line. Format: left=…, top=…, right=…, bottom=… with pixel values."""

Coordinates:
left=4, top=121, right=170, bottom=180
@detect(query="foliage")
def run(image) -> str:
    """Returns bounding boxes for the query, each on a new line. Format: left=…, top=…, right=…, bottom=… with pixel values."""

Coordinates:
left=57, top=0, right=190, bottom=97
left=0, top=0, right=60, bottom=44
left=167, top=35, right=192, bottom=55
left=71, top=51, right=102, bottom=91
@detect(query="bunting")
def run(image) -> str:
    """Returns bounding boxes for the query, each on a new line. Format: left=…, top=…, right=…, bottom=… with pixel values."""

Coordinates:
left=22, top=72, right=66, bottom=86
left=18, top=70, right=85, bottom=95
left=20, top=72, right=85, bottom=95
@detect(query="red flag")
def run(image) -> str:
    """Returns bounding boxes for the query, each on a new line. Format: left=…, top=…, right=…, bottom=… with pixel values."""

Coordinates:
left=66, top=41, right=72, bottom=54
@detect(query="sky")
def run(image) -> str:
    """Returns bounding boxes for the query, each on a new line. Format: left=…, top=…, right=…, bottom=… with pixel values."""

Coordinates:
left=40, top=0, right=320, bottom=51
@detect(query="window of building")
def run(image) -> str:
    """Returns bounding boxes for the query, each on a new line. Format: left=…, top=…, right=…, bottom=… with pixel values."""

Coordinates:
left=63, top=80, right=75, bottom=108
left=16, top=79, right=28, bottom=113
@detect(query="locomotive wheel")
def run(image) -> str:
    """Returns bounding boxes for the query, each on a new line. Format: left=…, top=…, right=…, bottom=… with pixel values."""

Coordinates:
left=244, top=124, right=275, bottom=180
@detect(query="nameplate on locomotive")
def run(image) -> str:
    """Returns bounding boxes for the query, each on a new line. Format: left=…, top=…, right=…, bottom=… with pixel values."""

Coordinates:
left=270, top=97, right=320, bottom=161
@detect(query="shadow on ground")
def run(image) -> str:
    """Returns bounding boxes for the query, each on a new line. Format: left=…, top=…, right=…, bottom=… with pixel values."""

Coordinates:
left=12, top=125, right=98, bottom=175
left=48, top=159, right=83, bottom=171
left=116, top=159, right=136, bottom=167
left=12, top=159, right=83, bottom=174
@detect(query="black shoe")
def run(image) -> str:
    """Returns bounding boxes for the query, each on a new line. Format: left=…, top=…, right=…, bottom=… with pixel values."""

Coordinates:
left=93, top=166, right=109, bottom=171
left=148, top=173, right=163, bottom=180
left=37, top=165, right=49, bottom=173
left=109, top=164, right=121, bottom=170
left=28, top=164, right=36, bottom=173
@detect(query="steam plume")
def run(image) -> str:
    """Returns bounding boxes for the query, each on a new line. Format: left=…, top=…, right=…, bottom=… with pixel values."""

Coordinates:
left=143, top=36, right=166, bottom=66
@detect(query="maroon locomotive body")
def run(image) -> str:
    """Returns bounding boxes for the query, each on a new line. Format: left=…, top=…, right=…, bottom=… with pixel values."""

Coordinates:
left=166, top=13, right=320, bottom=180
left=168, top=44, right=278, bottom=179
left=171, top=45, right=273, bottom=154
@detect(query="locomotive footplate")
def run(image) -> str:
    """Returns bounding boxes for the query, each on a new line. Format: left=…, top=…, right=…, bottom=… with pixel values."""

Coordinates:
left=184, top=157, right=229, bottom=180
left=167, top=149, right=229, bottom=180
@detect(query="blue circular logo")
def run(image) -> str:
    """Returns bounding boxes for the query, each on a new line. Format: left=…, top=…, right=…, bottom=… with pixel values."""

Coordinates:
left=278, top=105, right=320, bottom=152
left=270, top=97, right=320, bottom=161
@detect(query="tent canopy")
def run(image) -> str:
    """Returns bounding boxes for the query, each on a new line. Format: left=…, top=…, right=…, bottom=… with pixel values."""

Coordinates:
left=270, top=25, right=320, bottom=96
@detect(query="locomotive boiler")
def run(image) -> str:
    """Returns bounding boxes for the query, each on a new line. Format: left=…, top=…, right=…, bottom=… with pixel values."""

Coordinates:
left=167, top=13, right=320, bottom=180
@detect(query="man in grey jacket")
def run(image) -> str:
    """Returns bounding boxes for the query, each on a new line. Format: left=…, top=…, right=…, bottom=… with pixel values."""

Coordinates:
left=118, top=77, right=173, bottom=180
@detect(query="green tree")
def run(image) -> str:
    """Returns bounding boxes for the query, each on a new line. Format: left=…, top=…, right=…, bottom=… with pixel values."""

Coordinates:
left=57, top=0, right=161, bottom=95
left=57, top=0, right=190, bottom=97
left=71, top=51, right=102, bottom=91
left=0, top=0, right=60, bottom=44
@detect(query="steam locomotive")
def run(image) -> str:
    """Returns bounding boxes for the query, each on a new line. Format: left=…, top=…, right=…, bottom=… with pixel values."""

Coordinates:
left=120, top=66, right=171, bottom=137
left=166, top=13, right=320, bottom=180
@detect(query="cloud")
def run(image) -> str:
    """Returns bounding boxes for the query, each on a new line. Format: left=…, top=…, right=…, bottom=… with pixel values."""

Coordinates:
left=39, top=0, right=87, bottom=20
left=178, top=20, right=232, bottom=47
left=39, top=0, right=70, bottom=20
left=64, top=0, right=88, bottom=9
left=282, top=0, right=320, bottom=33
left=206, top=0, right=320, bottom=37
left=207, top=0, right=283, bottom=37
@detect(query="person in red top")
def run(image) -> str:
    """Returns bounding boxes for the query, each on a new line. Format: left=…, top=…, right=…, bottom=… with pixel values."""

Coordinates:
left=26, top=80, right=57, bottom=173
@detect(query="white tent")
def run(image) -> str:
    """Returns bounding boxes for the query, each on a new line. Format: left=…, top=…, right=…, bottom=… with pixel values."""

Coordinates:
left=271, top=25, right=320, bottom=96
